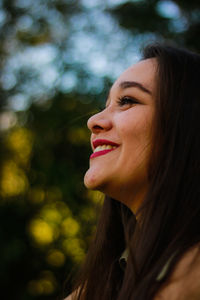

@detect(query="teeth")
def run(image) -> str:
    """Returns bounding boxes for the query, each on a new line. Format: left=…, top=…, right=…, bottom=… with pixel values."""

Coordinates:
left=94, top=144, right=117, bottom=153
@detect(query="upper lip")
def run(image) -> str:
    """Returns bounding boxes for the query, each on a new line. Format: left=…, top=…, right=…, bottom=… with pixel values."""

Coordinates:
left=92, top=139, right=120, bottom=149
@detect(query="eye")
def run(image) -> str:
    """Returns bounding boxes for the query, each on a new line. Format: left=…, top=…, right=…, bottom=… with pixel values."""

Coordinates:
left=117, top=96, right=138, bottom=107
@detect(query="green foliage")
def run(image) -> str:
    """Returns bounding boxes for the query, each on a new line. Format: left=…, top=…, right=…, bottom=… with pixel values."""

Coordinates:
left=107, top=1, right=170, bottom=34
left=108, top=0, right=200, bottom=52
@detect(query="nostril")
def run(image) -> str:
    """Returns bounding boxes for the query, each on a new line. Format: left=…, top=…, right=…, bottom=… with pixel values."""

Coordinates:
left=93, top=125, right=103, bottom=130
left=91, top=124, right=104, bottom=133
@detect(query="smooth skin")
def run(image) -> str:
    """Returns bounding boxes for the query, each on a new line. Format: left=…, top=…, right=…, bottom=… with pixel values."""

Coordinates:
left=84, top=58, right=156, bottom=213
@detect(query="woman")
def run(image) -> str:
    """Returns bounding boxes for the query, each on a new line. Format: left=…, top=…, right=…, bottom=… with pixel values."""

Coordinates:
left=66, top=44, right=200, bottom=299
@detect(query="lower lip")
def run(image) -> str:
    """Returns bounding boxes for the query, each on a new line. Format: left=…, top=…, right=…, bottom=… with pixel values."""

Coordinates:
left=90, top=148, right=117, bottom=159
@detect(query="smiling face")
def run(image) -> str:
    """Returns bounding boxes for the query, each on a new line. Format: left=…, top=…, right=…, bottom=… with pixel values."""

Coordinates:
left=84, top=58, right=157, bottom=212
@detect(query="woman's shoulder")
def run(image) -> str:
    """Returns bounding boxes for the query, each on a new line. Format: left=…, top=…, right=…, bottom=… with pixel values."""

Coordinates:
left=155, top=243, right=200, bottom=299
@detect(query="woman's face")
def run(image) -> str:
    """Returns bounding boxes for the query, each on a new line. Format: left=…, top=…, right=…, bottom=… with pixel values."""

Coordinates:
left=84, top=58, right=157, bottom=212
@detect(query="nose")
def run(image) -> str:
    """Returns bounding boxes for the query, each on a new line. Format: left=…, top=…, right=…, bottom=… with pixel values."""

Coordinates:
left=87, top=109, right=112, bottom=134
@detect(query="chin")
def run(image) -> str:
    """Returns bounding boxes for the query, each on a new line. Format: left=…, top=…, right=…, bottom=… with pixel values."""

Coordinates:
left=84, top=170, right=105, bottom=191
left=84, top=170, right=99, bottom=189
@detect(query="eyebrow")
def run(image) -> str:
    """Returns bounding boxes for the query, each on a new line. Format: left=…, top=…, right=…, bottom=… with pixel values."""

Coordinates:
left=119, top=80, right=152, bottom=95
left=106, top=80, right=152, bottom=107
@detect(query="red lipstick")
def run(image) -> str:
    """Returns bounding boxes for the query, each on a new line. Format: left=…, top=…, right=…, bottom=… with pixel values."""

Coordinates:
left=92, top=139, right=119, bottom=149
left=90, top=139, right=119, bottom=159
left=90, top=149, right=115, bottom=159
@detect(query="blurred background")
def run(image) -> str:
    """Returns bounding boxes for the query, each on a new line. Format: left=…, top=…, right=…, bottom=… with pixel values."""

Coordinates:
left=0, top=0, right=199, bottom=299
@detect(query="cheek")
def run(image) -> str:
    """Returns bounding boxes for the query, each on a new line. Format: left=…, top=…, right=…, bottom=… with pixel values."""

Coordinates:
left=119, top=109, right=152, bottom=145
left=118, top=111, right=153, bottom=175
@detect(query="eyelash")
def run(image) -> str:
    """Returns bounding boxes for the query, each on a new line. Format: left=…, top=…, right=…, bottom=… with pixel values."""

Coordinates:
left=117, top=96, right=138, bottom=106
left=97, top=96, right=138, bottom=112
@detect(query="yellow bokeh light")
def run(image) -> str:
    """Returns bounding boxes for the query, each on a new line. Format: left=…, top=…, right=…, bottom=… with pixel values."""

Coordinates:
left=54, top=200, right=71, bottom=217
left=62, top=238, right=85, bottom=263
left=38, top=200, right=71, bottom=223
left=28, top=280, right=43, bottom=295
left=29, top=218, right=55, bottom=245
left=87, top=190, right=104, bottom=205
left=61, top=217, right=80, bottom=237
left=28, top=200, right=75, bottom=247
left=0, top=160, right=28, bottom=197
left=40, top=207, right=62, bottom=224
left=27, top=271, right=56, bottom=295
left=6, top=127, right=34, bottom=165
left=46, top=249, right=65, bottom=267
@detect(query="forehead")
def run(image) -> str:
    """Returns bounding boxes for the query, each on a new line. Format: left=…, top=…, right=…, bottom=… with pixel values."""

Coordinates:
left=111, top=58, right=157, bottom=93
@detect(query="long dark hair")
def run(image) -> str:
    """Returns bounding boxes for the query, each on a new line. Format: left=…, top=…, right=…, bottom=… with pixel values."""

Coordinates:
left=71, top=44, right=200, bottom=300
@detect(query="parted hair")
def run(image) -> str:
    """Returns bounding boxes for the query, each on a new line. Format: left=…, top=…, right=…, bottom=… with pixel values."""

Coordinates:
left=70, top=44, right=200, bottom=300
